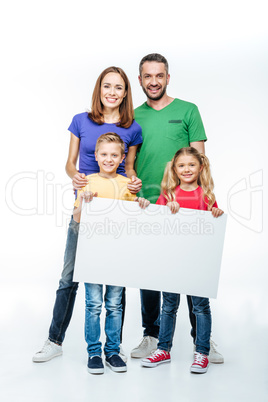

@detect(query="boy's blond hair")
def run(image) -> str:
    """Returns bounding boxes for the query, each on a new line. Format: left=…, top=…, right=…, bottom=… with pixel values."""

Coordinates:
left=95, top=132, right=125, bottom=155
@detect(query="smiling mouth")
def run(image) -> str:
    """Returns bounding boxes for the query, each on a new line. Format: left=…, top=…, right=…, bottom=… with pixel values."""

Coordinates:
left=106, top=97, right=118, bottom=103
left=148, top=87, right=161, bottom=93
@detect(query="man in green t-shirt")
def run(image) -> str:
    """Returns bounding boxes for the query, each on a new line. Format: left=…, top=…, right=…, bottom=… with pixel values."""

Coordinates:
left=131, top=53, right=224, bottom=365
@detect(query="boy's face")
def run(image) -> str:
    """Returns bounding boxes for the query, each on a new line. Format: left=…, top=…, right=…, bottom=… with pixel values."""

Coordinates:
left=95, top=142, right=125, bottom=177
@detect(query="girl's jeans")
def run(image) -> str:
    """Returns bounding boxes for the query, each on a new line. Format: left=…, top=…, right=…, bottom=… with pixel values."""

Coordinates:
left=157, top=292, right=211, bottom=355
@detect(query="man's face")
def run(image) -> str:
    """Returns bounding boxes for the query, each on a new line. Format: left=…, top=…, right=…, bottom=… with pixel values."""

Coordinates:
left=139, top=61, right=170, bottom=101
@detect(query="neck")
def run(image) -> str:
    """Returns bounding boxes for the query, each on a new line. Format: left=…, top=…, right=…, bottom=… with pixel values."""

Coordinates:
left=102, top=108, right=120, bottom=124
left=147, top=94, right=174, bottom=111
left=98, top=172, right=117, bottom=179
left=180, top=182, right=199, bottom=191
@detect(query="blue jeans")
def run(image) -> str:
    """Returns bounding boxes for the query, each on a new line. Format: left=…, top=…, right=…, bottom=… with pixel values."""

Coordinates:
left=48, top=218, right=80, bottom=345
left=48, top=217, right=126, bottom=345
left=85, top=283, right=123, bottom=358
left=158, top=292, right=211, bottom=355
left=140, top=290, right=197, bottom=341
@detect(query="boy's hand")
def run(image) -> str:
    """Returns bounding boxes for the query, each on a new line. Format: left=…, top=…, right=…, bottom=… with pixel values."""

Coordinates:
left=211, top=207, right=224, bottom=217
left=128, top=176, right=142, bottom=194
left=72, top=173, right=89, bottom=190
left=135, top=197, right=150, bottom=209
left=81, top=191, right=98, bottom=203
left=167, top=201, right=180, bottom=214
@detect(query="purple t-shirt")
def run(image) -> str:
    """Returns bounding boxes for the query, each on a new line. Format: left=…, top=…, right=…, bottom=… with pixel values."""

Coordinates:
left=68, top=112, right=143, bottom=176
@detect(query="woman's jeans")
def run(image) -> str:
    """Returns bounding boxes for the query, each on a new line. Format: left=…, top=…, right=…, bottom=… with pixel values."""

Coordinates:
left=84, top=283, right=123, bottom=358
left=157, top=292, right=211, bottom=355
left=48, top=217, right=126, bottom=345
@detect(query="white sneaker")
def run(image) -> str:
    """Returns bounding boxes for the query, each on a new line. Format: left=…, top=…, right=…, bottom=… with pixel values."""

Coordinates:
left=32, top=340, right=63, bottom=362
left=208, top=339, right=224, bottom=364
left=119, top=344, right=127, bottom=363
left=131, top=336, right=158, bottom=358
left=193, top=339, right=224, bottom=364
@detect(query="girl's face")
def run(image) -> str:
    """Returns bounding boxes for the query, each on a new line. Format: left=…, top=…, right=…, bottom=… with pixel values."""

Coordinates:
left=100, top=72, right=126, bottom=112
left=174, top=154, right=203, bottom=186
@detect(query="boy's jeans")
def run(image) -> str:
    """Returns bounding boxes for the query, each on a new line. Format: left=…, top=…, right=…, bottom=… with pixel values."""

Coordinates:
left=85, top=283, right=123, bottom=358
left=157, top=292, right=211, bottom=355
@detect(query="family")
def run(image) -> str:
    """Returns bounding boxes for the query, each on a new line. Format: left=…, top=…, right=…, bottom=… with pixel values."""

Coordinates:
left=33, top=53, right=224, bottom=375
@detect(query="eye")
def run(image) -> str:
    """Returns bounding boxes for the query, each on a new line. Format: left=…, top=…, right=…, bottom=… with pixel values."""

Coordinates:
left=112, top=154, right=119, bottom=157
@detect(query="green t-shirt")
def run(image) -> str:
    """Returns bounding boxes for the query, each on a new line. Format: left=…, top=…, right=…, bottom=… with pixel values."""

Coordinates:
left=134, top=98, right=207, bottom=203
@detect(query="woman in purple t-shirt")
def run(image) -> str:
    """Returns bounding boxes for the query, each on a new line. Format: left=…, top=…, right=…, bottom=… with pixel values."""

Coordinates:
left=33, top=66, right=142, bottom=364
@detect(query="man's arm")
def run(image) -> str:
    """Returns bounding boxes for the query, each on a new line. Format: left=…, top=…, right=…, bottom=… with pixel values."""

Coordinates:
left=190, top=140, right=205, bottom=154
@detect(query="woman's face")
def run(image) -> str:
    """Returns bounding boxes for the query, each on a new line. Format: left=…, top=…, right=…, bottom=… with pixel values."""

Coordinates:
left=100, top=72, right=126, bottom=112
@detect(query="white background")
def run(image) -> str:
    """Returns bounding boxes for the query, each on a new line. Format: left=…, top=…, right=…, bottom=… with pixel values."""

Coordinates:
left=1, top=1, right=268, bottom=401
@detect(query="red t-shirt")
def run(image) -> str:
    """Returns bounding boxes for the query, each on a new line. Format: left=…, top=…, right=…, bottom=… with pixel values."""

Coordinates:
left=156, top=186, right=218, bottom=211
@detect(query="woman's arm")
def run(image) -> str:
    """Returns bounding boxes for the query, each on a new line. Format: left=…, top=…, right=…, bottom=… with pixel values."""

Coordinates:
left=125, top=145, right=142, bottom=194
left=65, top=133, right=88, bottom=189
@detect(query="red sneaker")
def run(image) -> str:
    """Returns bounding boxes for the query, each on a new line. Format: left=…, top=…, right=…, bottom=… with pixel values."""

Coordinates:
left=191, top=352, right=209, bottom=373
left=141, top=349, right=171, bottom=368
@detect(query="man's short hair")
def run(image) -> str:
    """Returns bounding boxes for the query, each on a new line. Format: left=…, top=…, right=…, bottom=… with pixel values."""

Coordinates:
left=95, top=132, right=125, bottom=155
left=139, top=53, right=169, bottom=76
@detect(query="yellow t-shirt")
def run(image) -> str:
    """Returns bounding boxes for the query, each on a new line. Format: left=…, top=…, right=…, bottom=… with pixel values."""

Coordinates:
left=74, top=173, right=136, bottom=208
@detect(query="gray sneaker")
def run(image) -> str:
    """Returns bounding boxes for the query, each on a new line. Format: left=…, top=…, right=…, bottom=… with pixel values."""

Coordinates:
left=32, top=339, right=63, bottom=362
left=119, top=344, right=127, bottom=363
left=208, top=339, right=224, bottom=364
left=193, top=339, right=224, bottom=364
left=131, top=336, right=158, bottom=358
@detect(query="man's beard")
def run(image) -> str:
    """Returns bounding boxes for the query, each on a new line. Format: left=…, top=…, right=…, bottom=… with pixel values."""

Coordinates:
left=141, top=83, right=167, bottom=101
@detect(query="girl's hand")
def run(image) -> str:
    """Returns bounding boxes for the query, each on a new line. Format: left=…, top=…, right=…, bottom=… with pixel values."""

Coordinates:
left=135, top=197, right=150, bottom=209
left=72, top=173, right=89, bottom=190
left=127, top=176, right=142, bottom=194
left=167, top=201, right=180, bottom=214
left=211, top=207, right=224, bottom=217
left=80, top=191, right=98, bottom=203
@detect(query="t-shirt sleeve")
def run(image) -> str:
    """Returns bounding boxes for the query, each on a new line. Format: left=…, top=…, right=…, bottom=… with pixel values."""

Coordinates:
left=68, top=114, right=80, bottom=138
left=129, top=122, right=143, bottom=147
left=188, top=105, right=207, bottom=143
left=156, top=194, right=167, bottom=205
left=213, top=200, right=218, bottom=208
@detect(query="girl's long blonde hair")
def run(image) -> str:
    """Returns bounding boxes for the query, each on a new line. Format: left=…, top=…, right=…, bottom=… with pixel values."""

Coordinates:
left=161, top=147, right=216, bottom=209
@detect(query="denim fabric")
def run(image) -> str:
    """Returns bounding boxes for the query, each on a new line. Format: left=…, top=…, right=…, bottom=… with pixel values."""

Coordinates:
left=187, top=295, right=197, bottom=341
left=48, top=218, right=80, bottom=345
left=157, top=292, right=211, bottom=355
left=191, top=296, right=211, bottom=355
left=140, top=289, right=161, bottom=338
left=157, top=292, right=180, bottom=352
left=84, top=283, right=123, bottom=358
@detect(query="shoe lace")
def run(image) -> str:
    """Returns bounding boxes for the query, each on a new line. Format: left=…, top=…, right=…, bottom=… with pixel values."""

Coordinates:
left=193, top=352, right=206, bottom=364
left=150, top=349, right=166, bottom=360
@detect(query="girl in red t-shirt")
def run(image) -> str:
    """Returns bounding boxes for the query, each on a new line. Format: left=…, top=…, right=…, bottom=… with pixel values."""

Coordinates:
left=141, top=146, right=224, bottom=374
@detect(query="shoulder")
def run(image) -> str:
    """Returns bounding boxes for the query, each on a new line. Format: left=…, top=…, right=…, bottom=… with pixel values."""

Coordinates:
left=116, top=174, right=131, bottom=184
left=130, top=119, right=142, bottom=132
left=173, top=98, right=198, bottom=110
left=134, top=102, right=147, bottom=113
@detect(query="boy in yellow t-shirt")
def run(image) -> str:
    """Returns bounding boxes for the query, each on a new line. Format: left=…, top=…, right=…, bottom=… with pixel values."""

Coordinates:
left=75, top=132, right=149, bottom=375
left=73, top=132, right=148, bottom=222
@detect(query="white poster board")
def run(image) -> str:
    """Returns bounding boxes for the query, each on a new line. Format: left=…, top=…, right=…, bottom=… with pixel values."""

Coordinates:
left=74, top=198, right=227, bottom=299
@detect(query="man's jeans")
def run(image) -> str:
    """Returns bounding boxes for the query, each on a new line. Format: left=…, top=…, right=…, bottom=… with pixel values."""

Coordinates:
left=85, top=283, right=123, bottom=358
left=140, top=290, right=197, bottom=341
left=48, top=218, right=80, bottom=345
left=157, top=292, right=211, bottom=355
